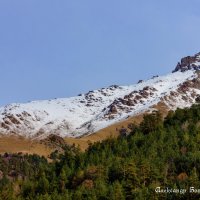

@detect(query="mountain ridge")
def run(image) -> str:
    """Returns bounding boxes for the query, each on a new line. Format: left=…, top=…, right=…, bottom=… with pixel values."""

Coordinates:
left=1, top=52, right=200, bottom=139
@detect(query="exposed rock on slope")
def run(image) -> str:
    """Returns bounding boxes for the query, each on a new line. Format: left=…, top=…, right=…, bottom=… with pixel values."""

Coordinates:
left=173, top=52, right=200, bottom=72
left=0, top=52, right=200, bottom=139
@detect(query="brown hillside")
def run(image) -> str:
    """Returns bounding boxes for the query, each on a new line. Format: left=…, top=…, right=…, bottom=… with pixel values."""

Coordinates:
left=0, top=135, right=53, bottom=157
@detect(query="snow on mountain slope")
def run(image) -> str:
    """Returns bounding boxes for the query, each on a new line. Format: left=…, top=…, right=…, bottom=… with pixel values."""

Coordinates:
left=0, top=53, right=200, bottom=139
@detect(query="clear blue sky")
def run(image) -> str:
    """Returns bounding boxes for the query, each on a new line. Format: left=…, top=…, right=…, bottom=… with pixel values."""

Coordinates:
left=0, top=1, right=200, bottom=106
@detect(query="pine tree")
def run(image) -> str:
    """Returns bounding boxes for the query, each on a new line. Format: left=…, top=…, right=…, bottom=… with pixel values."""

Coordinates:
left=37, top=174, right=49, bottom=194
left=110, top=181, right=125, bottom=200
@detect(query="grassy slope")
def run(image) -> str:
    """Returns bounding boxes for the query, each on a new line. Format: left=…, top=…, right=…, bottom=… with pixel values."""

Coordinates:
left=0, top=136, right=53, bottom=157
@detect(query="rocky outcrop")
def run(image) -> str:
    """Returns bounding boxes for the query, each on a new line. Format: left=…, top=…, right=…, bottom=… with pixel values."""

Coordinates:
left=161, top=73, right=200, bottom=109
left=40, top=134, right=66, bottom=151
left=173, top=52, right=200, bottom=72
left=104, top=86, right=157, bottom=118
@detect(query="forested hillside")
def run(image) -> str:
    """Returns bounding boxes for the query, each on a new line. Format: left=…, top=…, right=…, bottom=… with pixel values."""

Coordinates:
left=1, top=104, right=200, bottom=199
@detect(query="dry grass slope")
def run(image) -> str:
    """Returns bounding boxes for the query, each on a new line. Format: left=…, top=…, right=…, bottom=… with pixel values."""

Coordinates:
left=0, top=135, right=53, bottom=157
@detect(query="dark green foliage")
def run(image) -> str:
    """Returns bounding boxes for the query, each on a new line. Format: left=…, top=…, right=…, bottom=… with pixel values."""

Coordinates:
left=1, top=104, right=200, bottom=199
left=140, top=111, right=163, bottom=134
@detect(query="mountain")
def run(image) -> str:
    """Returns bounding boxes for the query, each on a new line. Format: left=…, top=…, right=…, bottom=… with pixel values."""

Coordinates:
left=1, top=52, right=200, bottom=139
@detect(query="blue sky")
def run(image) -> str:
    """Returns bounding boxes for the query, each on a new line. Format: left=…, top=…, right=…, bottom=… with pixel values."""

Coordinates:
left=0, top=1, right=200, bottom=106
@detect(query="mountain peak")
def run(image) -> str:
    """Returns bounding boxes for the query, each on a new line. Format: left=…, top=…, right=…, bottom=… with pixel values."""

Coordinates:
left=173, top=52, right=200, bottom=73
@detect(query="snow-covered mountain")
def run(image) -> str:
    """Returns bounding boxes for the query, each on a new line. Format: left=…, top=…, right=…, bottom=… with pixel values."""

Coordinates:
left=1, top=52, right=200, bottom=139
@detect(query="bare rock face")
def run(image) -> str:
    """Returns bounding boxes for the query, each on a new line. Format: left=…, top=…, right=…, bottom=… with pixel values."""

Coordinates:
left=137, top=80, right=143, bottom=84
left=108, top=105, right=118, bottom=114
left=161, top=72, right=200, bottom=109
left=196, top=95, right=200, bottom=103
left=104, top=86, right=157, bottom=118
left=173, top=52, right=200, bottom=72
